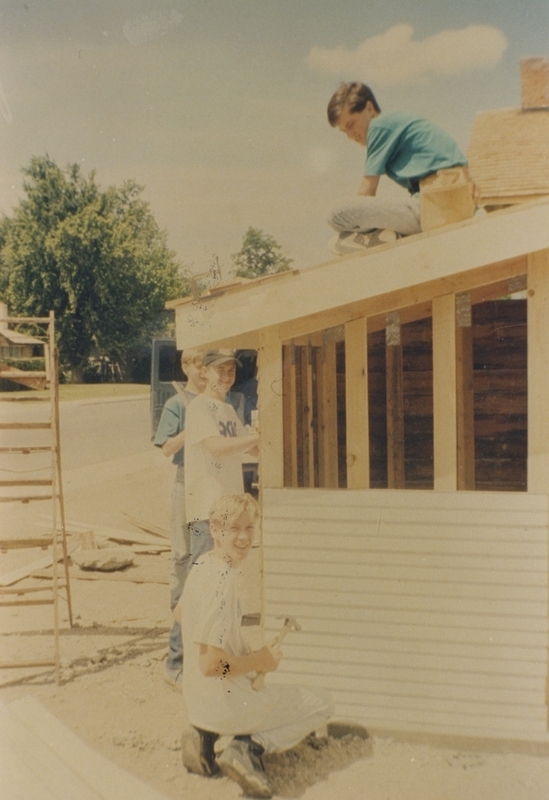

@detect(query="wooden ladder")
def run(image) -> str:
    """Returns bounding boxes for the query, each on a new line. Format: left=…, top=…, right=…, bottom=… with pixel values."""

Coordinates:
left=0, top=311, right=72, bottom=684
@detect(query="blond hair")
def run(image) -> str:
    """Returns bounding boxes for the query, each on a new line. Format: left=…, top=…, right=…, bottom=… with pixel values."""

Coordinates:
left=209, top=494, right=259, bottom=529
left=181, top=348, right=204, bottom=368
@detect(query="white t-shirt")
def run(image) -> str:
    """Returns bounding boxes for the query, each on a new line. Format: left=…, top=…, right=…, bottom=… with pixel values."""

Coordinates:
left=184, top=393, right=246, bottom=522
left=180, top=553, right=335, bottom=742
left=180, top=553, right=253, bottom=732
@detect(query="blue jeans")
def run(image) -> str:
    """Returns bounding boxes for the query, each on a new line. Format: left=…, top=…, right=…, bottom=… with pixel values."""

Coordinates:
left=166, top=517, right=214, bottom=675
left=328, top=193, right=421, bottom=236
left=166, top=471, right=190, bottom=674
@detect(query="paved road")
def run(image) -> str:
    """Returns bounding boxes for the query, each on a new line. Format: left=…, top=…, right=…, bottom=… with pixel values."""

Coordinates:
left=59, top=395, right=152, bottom=470
left=0, top=392, right=167, bottom=537
left=0, top=393, right=153, bottom=472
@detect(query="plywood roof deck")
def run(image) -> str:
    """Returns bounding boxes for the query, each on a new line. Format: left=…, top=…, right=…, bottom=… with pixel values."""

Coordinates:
left=169, top=197, right=549, bottom=350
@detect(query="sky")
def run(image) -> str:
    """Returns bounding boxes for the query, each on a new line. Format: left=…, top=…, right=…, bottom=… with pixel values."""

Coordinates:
left=0, top=0, right=547, bottom=278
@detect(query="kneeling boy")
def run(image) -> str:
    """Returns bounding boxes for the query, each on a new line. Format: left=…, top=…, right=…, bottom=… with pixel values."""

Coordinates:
left=176, top=494, right=333, bottom=798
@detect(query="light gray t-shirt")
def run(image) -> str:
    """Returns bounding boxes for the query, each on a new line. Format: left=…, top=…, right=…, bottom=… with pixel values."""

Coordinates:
left=184, top=393, right=245, bottom=522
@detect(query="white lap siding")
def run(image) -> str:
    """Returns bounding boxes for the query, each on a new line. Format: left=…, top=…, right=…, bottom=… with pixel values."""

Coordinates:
left=262, top=488, right=549, bottom=742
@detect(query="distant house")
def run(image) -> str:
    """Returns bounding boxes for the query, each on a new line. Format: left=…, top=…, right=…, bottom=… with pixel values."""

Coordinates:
left=468, top=57, right=549, bottom=209
left=166, top=62, right=549, bottom=745
left=0, top=304, right=42, bottom=359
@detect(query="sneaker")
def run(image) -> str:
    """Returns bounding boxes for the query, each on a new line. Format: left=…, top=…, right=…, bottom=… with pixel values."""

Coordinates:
left=181, top=725, right=220, bottom=777
left=329, top=228, right=399, bottom=255
left=217, top=736, right=272, bottom=798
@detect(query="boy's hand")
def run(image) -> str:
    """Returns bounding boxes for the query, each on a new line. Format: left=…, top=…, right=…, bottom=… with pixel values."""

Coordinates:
left=255, top=644, right=282, bottom=673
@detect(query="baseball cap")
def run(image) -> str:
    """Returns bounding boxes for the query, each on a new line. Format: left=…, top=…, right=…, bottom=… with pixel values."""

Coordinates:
left=202, top=349, right=242, bottom=367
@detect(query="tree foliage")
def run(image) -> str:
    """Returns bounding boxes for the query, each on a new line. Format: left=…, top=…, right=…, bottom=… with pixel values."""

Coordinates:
left=232, top=226, right=292, bottom=279
left=0, top=156, right=189, bottom=379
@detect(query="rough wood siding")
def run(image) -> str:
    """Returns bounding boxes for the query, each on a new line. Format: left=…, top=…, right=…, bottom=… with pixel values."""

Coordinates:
left=473, top=300, right=527, bottom=491
left=262, top=488, right=549, bottom=742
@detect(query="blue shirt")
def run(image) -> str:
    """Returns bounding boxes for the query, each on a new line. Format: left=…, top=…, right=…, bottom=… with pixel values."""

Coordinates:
left=154, top=390, right=195, bottom=466
left=153, top=388, right=247, bottom=466
left=365, top=111, right=467, bottom=193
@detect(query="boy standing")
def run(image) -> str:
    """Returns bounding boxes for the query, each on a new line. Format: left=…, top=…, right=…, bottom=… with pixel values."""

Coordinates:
left=177, top=494, right=334, bottom=798
left=184, top=349, right=259, bottom=566
left=154, top=348, right=205, bottom=687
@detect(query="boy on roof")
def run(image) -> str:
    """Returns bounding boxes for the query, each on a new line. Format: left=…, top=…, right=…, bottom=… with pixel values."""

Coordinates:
left=327, top=82, right=475, bottom=254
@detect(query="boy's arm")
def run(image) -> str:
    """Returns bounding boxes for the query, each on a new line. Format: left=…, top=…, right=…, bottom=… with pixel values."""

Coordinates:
left=199, top=643, right=282, bottom=678
left=161, top=429, right=185, bottom=458
left=155, top=398, right=185, bottom=457
left=357, top=175, right=380, bottom=196
left=202, top=432, right=259, bottom=459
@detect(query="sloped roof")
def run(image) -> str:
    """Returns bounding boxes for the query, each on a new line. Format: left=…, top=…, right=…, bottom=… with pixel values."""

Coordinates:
left=468, top=108, right=549, bottom=203
left=0, top=329, right=43, bottom=346
left=171, top=198, right=549, bottom=350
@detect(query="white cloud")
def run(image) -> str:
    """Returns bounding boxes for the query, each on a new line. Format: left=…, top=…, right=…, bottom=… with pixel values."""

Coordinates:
left=306, top=24, right=508, bottom=86
left=123, top=9, right=184, bottom=47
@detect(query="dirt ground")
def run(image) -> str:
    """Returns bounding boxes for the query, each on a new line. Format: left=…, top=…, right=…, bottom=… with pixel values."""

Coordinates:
left=1, top=408, right=549, bottom=799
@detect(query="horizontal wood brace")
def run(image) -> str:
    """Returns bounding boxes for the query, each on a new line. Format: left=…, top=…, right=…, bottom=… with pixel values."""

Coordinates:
left=0, top=659, right=56, bottom=669
left=0, top=537, right=54, bottom=550
left=265, top=511, right=546, bottom=533
left=5, top=316, right=50, bottom=324
left=0, top=479, right=52, bottom=488
left=278, top=255, right=528, bottom=341
left=0, top=585, right=62, bottom=595
left=0, top=598, right=54, bottom=607
left=0, top=396, right=49, bottom=403
left=0, top=446, right=51, bottom=453
left=0, top=422, right=50, bottom=430
left=262, top=487, right=549, bottom=512
left=0, top=495, right=53, bottom=503
left=0, top=371, right=47, bottom=379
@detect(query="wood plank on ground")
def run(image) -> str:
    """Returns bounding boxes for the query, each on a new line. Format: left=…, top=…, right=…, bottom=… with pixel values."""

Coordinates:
left=0, top=699, right=104, bottom=799
left=3, top=696, right=171, bottom=800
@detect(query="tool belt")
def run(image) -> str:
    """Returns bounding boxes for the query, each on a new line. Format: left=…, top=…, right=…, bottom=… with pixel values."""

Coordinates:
left=419, top=167, right=476, bottom=232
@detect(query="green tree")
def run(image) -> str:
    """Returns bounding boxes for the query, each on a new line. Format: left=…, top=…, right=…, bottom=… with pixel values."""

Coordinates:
left=1, top=156, right=189, bottom=380
left=232, top=226, right=292, bottom=279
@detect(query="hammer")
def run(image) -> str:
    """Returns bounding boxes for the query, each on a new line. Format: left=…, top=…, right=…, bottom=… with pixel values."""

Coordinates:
left=251, top=615, right=301, bottom=691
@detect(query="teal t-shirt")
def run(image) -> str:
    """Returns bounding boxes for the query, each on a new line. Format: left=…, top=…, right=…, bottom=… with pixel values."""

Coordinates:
left=365, top=111, right=467, bottom=193
left=154, top=390, right=195, bottom=466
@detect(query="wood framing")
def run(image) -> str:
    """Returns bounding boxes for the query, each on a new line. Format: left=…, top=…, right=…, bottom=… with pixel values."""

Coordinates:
left=456, top=326, right=475, bottom=490
left=257, top=327, right=284, bottom=490
left=317, top=341, right=339, bottom=488
left=385, top=315, right=405, bottom=489
left=282, top=345, right=298, bottom=487
left=345, top=318, right=369, bottom=489
left=170, top=200, right=549, bottom=350
left=527, top=248, right=549, bottom=494
left=432, top=294, right=458, bottom=491
left=172, top=199, right=549, bottom=745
